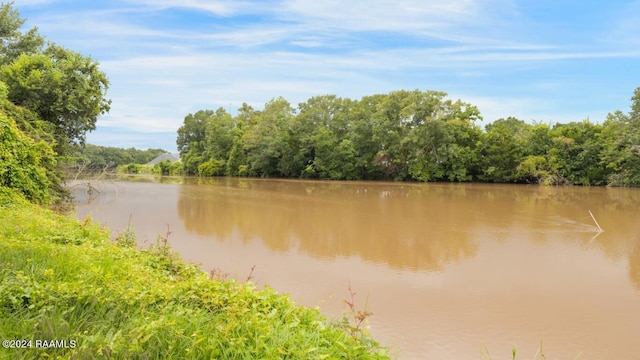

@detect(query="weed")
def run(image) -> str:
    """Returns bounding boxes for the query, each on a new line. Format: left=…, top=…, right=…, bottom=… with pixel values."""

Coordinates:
left=341, top=281, right=374, bottom=341
left=246, top=265, right=256, bottom=282
left=209, top=268, right=230, bottom=281
left=113, top=215, right=136, bottom=248
left=143, top=224, right=187, bottom=277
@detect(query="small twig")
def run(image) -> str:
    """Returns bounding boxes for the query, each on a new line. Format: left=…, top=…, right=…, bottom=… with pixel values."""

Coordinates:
left=588, top=210, right=603, bottom=232
left=246, top=265, right=256, bottom=282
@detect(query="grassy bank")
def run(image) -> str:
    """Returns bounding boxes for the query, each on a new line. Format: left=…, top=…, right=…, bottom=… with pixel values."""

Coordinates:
left=0, top=187, right=388, bottom=359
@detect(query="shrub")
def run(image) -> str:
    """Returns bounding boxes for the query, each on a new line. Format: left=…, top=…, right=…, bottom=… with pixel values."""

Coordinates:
left=0, top=113, right=54, bottom=204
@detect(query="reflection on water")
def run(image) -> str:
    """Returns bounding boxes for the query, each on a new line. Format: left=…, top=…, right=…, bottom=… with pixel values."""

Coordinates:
left=177, top=178, right=480, bottom=271
left=73, top=177, right=640, bottom=360
left=176, top=178, right=640, bottom=273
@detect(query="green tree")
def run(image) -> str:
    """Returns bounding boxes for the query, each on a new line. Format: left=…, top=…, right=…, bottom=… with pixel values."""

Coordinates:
left=177, top=110, right=212, bottom=175
left=514, top=123, right=569, bottom=185
left=0, top=45, right=111, bottom=148
left=292, top=95, right=356, bottom=179
left=0, top=2, right=44, bottom=66
left=405, top=95, right=482, bottom=182
left=198, top=158, right=225, bottom=176
left=224, top=116, right=248, bottom=176
left=130, top=147, right=167, bottom=164
left=598, top=87, right=640, bottom=186
left=172, top=87, right=640, bottom=187
left=202, top=107, right=235, bottom=174
left=350, top=94, right=387, bottom=179
left=226, top=138, right=247, bottom=176
left=478, top=117, right=529, bottom=182
left=601, top=110, right=640, bottom=186
left=154, top=160, right=172, bottom=175
left=225, top=104, right=253, bottom=176
left=177, top=110, right=209, bottom=155
left=370, top=90, right=427, bottom=180
left=309, top=127, right=358, bottom=180
left=68, top=144, right=167, bottom=171
left=549, top=120, right=606, bottom=185
left=525, top=122, right=554, bottom=156
left=243, top=97, right=295, bottom=177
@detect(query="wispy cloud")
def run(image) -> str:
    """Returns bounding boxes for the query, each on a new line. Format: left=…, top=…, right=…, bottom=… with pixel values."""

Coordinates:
left=126, top=0, right=250, bottom=16
left=11, top=0, right=640, bottom=151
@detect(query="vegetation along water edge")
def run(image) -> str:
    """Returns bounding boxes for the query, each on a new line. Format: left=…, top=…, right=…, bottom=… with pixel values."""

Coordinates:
left=0, top=1, right=633, bottom=357
left=0, top=187, right=389, bottom=359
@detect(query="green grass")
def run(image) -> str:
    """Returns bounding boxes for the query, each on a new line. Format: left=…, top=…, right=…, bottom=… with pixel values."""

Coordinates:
left=0, top=187, right=388, bottom=359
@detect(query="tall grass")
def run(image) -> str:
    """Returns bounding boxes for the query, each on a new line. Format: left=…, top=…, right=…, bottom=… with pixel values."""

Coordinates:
left=0, top=187, right=388, bottom=359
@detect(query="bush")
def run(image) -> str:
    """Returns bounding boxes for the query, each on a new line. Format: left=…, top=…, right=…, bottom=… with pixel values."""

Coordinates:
left=0, top=113, right=54, bottom=204
left=198, top=158, right=225, bottom=176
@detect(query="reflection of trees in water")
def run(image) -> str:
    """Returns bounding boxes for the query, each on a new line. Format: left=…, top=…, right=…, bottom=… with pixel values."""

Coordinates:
left=176, top=179, right=640, bottom=277
left=177, top=179, right=482, bottom=271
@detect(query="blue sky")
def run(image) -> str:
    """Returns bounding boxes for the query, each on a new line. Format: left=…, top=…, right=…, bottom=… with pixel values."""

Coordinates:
left=11, top=0, right=640, bottom=152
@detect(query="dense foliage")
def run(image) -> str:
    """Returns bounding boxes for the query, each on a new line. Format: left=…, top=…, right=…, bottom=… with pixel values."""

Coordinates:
left=0, top=189, right=388, bottom=359
left=0, top=109, right=53, bottom=204
left=68, top=144, right=168, bottom=171
left=0, top=2, right=114, bottom=204
left=177, top=89, right=640, bottom=186
left=0, top=2, right=111, bottom=152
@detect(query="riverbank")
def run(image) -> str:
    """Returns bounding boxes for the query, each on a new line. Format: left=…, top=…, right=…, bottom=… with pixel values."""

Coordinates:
left=0, top=187, right=388, bottom=359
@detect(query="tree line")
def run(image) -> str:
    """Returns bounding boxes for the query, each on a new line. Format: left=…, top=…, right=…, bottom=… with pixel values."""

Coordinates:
left=68, top=144, right=167, bottom=171
left=177, top=88, right=640, bottom=186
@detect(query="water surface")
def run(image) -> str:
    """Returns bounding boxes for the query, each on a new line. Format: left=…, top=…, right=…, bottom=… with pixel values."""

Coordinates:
left=72, top=177, right=640, bottom=359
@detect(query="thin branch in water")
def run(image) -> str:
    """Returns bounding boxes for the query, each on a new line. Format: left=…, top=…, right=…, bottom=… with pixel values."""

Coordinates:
left=588, top=210, right=604, bottom=232
left=73, top=159, right=88, bottom=181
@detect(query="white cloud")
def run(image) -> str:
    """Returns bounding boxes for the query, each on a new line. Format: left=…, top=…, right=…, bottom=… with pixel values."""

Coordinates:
left=12, top=0, right=640, bottom=150
left=125, top=0, right=253, bottom=16
left=98, top=114, right=177, bottom=133
left=281, top=0, right=481, bottom=30
left=85, top=128, right=177, bottom=150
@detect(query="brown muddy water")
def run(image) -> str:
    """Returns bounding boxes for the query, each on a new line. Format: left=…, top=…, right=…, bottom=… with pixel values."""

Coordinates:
left=71, top=177, right=640, bottom=359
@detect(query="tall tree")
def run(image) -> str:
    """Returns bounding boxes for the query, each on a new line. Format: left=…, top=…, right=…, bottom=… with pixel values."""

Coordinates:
left=0, top=45, right=111, bottom=148
left=406, top=94, right=482, bottom=182
left=549, top=121, right=606, bottom=185
left=478, top=117, right=528, bottom=182
left=203, top=107, right=235, bottom=164
left=243, top=97, right=295, bottom=177
left=601, top=110, right=640, bottom=186
left=350, top=94, right=387, bottom=179
left=598, top=87, right=640, bottom=186
left=226, top=105, right=253, bottom=176
left=293, top=95, right=355, bottom=179
left=177, top=110, right=212, bottom=175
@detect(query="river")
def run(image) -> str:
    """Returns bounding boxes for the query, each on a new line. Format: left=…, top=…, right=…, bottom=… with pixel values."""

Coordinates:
left=71, top=177, right=640, bottom=359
